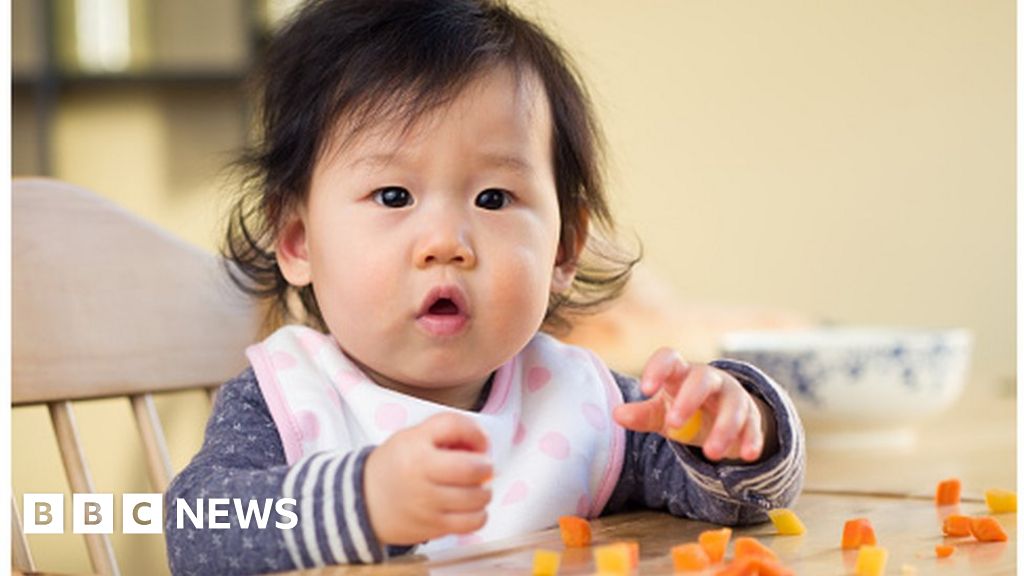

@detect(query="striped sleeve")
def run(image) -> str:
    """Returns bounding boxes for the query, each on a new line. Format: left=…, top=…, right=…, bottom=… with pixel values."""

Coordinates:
left=165, top=369, right=400, bottom=576
left=601, top=362, right=806, bottom=526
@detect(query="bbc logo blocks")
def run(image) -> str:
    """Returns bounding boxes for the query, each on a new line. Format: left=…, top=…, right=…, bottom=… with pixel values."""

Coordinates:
left=23, top=494, right=163, bottom=534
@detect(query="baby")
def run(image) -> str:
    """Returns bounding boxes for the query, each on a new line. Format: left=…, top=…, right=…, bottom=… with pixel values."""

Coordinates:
left=165, top=1, right=805, bottom=574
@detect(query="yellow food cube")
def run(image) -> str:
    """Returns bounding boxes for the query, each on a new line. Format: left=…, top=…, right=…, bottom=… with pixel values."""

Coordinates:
left=532, top=548, right=561, bottom=576
left=899, top=564, right=917, bottom=575
left=667, top=411, right=702, bottom=443
left=767, top=508, right=807, bottom=535
left=593, top=543, right=632, bottom=575
left=855, top=545, right=888, bottom=576
left=985, top=488, right=1017, bottom=513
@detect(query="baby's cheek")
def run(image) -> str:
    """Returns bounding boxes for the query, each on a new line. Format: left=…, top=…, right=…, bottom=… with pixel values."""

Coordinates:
left=487, top=256, right=551, bottom=330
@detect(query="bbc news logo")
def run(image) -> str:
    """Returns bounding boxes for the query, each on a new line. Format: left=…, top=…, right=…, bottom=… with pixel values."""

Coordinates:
left=22, top=494, right=298, bottom=534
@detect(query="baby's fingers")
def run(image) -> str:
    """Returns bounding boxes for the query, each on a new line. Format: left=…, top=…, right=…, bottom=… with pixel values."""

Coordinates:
left=666, top=364, right=722, bottom=428
left=612, top=398, right=666, bottom=433
left=640, top=347, right=690, bottom=397
left=432, top=485, right=492, bottom=514
left=425, top=449, right=493, bottom=487
left=737, top=403, right=765, bottom=462
left=701, top=386, right=751, bottom=461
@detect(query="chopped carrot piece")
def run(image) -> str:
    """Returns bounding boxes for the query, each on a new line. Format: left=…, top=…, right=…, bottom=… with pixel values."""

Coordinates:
left=934, top=544, right=955, bottom=558
left=532, top=549, right=561, bottom=575
left=671, top=542, right=710, bottom=572
left=935, top=478, right=962, bottom=506
left=942, top=514, right=972, bottom=537
left=698, top=527, right=732, bottom=563
left=593, top=542, right=632, bottom=574
left=713, top=556, right=759, bottom=576
left=841, top=518, right=877, bottom=550
left=714, top=557, right=793, bottom=576
left=854, top=545, right=888, bottom=576
left=767, top=508, right=806, bottom=535
left=969, top=516, right=1008, bottom=542
left=984, top=488, right=1017, bottom=513
left=733, top=536, right=778, bottom=561
left=557, top=516, right=591, bottom=547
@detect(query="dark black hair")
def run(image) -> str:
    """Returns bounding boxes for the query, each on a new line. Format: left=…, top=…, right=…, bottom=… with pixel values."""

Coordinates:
left=223, top=0, right=639, bottom=334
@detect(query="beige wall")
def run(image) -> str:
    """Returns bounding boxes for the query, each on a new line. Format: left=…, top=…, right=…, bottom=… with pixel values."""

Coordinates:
left=522, top=0, right=1015, bottom=386
left=13, top=2, right=1015, bottom=574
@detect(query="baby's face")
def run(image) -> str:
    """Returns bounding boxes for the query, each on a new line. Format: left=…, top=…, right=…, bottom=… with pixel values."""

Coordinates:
left=277, top=67, right=574, bottom=405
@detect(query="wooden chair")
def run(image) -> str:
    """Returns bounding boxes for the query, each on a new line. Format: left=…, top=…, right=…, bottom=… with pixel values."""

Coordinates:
left=12, top=179, right=261, bottom=575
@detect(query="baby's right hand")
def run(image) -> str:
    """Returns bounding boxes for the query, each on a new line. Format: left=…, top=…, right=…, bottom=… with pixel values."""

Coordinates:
left=364, top=412, right=493, bottom=545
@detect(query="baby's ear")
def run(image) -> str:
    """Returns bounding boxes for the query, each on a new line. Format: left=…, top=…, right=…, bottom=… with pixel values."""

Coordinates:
left=275, top=211, right=312, bottom=286
left=551, top=259, right=577, bottom=293
left=551, top=213, right=589, bottom=293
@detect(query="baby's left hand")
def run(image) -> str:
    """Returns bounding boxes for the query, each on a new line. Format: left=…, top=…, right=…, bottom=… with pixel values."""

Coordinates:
left=612, top=348, right=769, bottom=462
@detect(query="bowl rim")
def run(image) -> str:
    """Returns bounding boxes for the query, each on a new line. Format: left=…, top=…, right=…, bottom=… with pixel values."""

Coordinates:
left=719, top=327, right=973, bottom=352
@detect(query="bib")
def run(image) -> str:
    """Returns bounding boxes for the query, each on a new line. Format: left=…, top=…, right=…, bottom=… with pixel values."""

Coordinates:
left=246, top=325, right=625, bottom=553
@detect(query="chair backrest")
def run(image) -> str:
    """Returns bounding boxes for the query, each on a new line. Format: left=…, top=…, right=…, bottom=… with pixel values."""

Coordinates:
left=12, top=178, right=262, bottom=575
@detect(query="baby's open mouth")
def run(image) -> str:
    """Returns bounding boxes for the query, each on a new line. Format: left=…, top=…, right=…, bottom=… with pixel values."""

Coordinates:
left=417, top=286, right=470, bottom=337
left=428, top=298, right=460, bottom=315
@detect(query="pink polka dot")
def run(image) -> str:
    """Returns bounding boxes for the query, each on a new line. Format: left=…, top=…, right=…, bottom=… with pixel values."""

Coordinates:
left=333, top=369, right=362, bottom=394
left=375, top=403, right=408, bottom=432
left=526, top=366, right=551, bottom=392
left=538, top=431, right=570, bottom=460
left=271, top=351, right=297, bottom=370
left=576, top=493, right=591, bottom=517
left=457, top=533, right=483, bottom=546
left=581, top=402, right=607, bottom=431
left=296, top=410, right=320, bottom=441
left=512, top=421, right=527, bottom=446
left=502, top=480, right=528, bottom=505
left=297, top=330, right=331, bottom=358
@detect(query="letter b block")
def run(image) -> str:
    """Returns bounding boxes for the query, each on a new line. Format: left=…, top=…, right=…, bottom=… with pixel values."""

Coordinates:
left=73, top=493, right=113, bottom=534
left=23, top=494, right=64, bottom=534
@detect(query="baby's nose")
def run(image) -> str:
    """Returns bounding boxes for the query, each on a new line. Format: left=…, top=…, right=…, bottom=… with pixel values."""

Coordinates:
left=413, top=223, right=476, bottom=269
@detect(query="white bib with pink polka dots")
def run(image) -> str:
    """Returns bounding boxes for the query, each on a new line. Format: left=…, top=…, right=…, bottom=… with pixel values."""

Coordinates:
left=247, top=325, right=626, bottom=553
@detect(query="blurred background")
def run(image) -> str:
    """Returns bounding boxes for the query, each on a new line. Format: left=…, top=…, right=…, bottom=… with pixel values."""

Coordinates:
left=11, top=0, right=1014, bottom=573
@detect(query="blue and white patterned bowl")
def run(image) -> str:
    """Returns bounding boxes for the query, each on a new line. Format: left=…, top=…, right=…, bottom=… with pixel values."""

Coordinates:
left=719, top=328, right=972, bottom=435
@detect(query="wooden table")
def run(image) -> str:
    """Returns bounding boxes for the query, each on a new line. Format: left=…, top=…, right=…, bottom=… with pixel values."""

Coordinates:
left=281, top=383, right=1016, bottom=575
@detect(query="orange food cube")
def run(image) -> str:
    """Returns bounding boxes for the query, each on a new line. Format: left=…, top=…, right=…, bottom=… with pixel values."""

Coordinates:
left=767, top=508, right=806, bottom=535
left=935, top=478, right=962, bottom=507
left=714, top=557, right=794, bottom=576
left=532, top=549, right=561, bottom=575
left=671, top=542, right=710, bottom=571
left=733, top=536, right=778, bottom=561
left=969, top=516, right=1008, bottom=542
left=557, top=516, right=592, bottom=547
left=841, top=518, right=877, bottom=550
left=667, top=411, right=703, bottom=443
left=698, top=527, right=732, bottom=563
left=984, top=488, right=1017, bottom=513
left=617, top=540, right=639, bottom=568
left=942, top=514, right=972, bottom=537
left=934, top=544, right=955, bottom=558
left=593, top=542, right=633, bottom=574
left=854, top=545, right=888, bottom=576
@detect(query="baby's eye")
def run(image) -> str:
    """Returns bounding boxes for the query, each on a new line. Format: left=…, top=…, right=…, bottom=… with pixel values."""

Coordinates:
left=372, top=186, right=413, bottom=208
left=475, top=188, right=512, bottom=210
